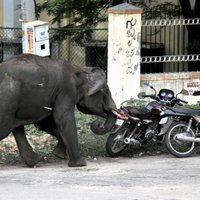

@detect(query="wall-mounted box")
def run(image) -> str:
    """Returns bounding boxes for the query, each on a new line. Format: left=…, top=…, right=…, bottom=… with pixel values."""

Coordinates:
left=22, top=20, right=50, bottom=56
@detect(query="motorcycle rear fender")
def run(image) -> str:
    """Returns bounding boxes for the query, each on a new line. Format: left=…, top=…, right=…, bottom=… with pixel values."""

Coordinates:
left=158, top=117, right=174, bottom=136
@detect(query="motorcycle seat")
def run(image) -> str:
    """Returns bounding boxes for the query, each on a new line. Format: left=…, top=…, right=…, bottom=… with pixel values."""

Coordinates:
left=169, top=107, right=200, bottom=116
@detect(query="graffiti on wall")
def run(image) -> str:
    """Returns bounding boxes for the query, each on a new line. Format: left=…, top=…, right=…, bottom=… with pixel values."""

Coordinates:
left=125, top=17, right=140, bottom=75
left=186, top=81, right=200, bottom=95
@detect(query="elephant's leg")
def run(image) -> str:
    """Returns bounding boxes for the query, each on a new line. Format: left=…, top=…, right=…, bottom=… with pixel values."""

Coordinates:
left=36, top=116, right=66, bottom=159
left=12, top=126, right=42, bottom=167
left=53, top=101, right=86, bottom=167
left=52, top=140, right=66, bottom=159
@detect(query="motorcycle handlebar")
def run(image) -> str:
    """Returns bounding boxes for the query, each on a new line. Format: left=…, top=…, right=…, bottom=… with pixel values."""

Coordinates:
left=176, top=102, right=183, bottom=106
left=177, top=98, right=188, bottom=104
left=142, top=94, right=156, bottom=99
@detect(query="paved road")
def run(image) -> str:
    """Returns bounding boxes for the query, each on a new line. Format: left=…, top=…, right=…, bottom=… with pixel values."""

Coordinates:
left=0, top=155, right=200, bottom=200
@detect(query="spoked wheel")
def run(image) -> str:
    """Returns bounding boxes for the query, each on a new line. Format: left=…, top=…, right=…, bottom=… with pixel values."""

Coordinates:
left=106, top=124, right=131, bottom=157
left=164, top=121, right=196, bottom=158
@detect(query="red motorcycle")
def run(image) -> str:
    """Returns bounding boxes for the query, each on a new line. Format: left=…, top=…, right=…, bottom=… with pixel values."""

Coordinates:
left=106, top=83, right=188, bottom=157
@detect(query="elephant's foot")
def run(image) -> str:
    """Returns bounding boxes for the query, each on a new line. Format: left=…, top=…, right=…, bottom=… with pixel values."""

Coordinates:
left=53, top=146, right=66, bottom=159
left=23, top=153, right=43, bottom=168
left=68, top=158, right=87, bottom=167
left=12, top=126, right=43, bottom=168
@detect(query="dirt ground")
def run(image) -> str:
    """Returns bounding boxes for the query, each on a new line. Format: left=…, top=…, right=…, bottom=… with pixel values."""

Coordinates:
left=0, top=154, right=200, bottom=200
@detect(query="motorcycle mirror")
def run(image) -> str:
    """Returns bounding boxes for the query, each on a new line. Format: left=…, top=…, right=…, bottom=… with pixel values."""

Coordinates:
left=180, top=89, right=189, bottom=96
left=144, top=82, right=156, bottom=95
left=144, top=82, right=152, bottom=87
left=138, top=92, right=146, bottom=99
left=193, top=91, right=200, bottom=96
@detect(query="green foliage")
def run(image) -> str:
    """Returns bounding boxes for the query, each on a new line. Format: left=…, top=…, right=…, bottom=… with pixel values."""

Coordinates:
left=37, top=0, right=110, bottom=28
left=36, top=0, right=182, bottom=42
left=25, top=124, right=43, bottom=136
left=0, top=137, right=21, bottom=165
left=75, top=111, right=107, bottom=157
left=142, top=1, right=182, bottom=20
left=185, top=103, right=200, bottom=109
left=120, top=97, right=147, bottom=107
left=37, top=0, right=111, bottom=42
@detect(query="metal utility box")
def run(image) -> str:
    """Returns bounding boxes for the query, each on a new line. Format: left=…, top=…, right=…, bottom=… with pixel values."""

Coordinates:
left=22, top=20, right=50, bottom=56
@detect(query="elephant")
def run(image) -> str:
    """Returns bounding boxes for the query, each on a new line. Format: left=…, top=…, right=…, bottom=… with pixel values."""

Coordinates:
left=0, top=54, right=117, bottom=167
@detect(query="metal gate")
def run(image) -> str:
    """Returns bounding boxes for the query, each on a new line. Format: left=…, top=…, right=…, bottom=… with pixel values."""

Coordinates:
left=141, top=18, right=200, bottom=73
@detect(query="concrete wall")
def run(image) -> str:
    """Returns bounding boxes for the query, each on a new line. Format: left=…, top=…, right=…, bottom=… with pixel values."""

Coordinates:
left=141, top=72, right=200, bottom=105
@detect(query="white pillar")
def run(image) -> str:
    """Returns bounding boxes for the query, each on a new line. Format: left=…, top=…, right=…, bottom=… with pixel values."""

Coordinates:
left=107, top=3, right=142, bottom=107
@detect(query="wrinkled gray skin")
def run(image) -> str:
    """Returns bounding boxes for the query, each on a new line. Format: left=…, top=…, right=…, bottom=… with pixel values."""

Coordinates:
left=0, top=54, right=116, bottom=167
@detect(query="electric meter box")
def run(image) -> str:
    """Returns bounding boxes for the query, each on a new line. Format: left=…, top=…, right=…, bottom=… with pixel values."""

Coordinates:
left=22, top=20, right=50, bottom=56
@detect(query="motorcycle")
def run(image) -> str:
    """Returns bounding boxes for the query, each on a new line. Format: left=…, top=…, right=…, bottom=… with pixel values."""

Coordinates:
left=106, top=82, right=188, bottom=157
left=160, top=90, right=200, bottom=158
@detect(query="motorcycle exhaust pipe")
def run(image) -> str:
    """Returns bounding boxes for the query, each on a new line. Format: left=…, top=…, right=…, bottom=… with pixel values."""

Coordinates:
left=124, top=138, right=131, bottom=144
left=124, top=137, right=140, bottom=145
left=175, top=134, right=200, bottom=143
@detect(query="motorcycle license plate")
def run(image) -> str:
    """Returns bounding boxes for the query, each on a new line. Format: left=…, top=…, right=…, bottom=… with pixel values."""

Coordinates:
left=159, top=117, right=168, bottom=124
left=115, top=119, right=124, bottom=126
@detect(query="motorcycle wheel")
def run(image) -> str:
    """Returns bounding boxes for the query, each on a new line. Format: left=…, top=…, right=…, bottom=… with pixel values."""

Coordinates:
left=164, top=121, right=196, bottom=158
left=106, top=124, right=131, bottom=157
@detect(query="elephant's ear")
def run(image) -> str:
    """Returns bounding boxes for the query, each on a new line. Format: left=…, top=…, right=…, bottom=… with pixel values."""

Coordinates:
left=83, top=67, right=107, bottom=96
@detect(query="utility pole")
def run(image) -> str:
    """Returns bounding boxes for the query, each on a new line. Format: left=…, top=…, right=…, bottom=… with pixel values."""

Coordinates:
left=21, top=0, right=35, bottom=21
left=21, top=0, right=36, bottom=54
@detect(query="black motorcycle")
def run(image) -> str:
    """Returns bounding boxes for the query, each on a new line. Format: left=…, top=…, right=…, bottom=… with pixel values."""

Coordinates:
left=106, top=82, right=188, bottom=157
left=160, top=90, right=200, bottom=158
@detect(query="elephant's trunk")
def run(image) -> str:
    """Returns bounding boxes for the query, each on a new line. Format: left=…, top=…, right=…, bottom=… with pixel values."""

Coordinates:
left=90, top=111, right=117, bottom=135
